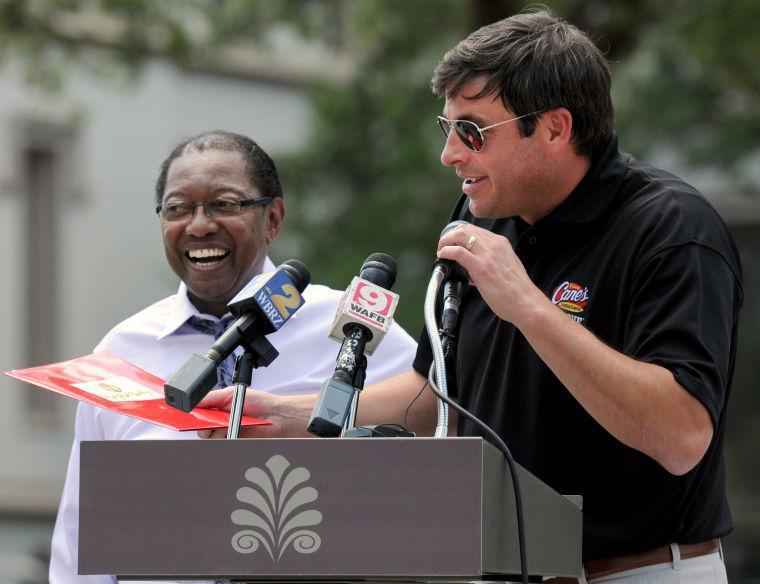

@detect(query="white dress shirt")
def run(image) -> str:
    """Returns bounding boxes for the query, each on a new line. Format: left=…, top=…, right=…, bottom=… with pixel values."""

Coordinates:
left=49, top=260, right=417, bottom=583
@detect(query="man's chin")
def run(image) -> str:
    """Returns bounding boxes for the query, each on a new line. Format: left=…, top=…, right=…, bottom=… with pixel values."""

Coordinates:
left=467, top=198, right=512, bottom=220
left=467, top=199, right=494, bottom=219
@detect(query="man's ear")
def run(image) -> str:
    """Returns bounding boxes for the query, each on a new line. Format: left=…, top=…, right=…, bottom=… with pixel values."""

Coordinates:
left=542, top=108, right=573, bottom=149
left=265, top=198, right=285, bottom=245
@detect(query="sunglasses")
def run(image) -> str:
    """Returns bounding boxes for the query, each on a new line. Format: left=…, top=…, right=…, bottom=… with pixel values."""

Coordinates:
left=436, top=110, right=544, bottom=152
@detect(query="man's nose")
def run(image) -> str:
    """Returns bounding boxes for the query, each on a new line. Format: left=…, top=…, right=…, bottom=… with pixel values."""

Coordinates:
left=185, top=205, right=219, bottom=236
left=440, top=128, right=469, bottom=167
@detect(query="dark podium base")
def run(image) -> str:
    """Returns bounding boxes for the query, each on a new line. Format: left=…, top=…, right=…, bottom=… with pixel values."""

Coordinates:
left=79, top=437, right=582, bottom=581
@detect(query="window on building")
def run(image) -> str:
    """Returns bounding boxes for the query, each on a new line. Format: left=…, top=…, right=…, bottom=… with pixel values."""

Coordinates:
left=17, top=121, right=78, bottom=424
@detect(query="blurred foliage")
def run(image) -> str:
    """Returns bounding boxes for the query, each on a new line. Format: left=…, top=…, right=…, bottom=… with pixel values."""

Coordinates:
left=2, top=0, right=758, bottom=328
left=277, top=0, right=474, bottom=332
left=613, top=0, right=760, bottom=183
left=0, top=0, right=204, bottom=90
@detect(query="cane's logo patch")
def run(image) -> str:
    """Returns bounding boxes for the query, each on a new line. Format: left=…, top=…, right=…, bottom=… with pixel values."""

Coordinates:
left=551, top=281, right=590, bottom=323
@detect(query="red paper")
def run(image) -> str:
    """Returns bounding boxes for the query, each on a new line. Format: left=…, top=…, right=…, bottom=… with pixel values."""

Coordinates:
left=4, top=351, right=270, bottom=432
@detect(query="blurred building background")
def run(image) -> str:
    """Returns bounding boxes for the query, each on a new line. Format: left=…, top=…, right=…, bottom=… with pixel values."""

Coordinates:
left=0, top=1, right=758, bottom=582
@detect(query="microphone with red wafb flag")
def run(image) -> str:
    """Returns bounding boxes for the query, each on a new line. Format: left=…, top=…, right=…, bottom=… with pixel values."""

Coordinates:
left=307, top=253, right=399, bottom=437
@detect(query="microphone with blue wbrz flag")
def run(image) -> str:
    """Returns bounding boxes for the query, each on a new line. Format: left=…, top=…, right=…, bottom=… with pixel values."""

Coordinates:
left=164, top=259, right=311, bottom=413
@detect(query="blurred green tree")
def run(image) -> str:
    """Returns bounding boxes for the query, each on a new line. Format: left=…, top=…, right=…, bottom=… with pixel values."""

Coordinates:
left=612, top=1, right=760, bottom=185
left=276, top=0, right=475, bottom=332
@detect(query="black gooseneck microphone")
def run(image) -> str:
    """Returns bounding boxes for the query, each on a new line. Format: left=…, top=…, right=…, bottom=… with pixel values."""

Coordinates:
left=435, top=220, right=469, bottom=355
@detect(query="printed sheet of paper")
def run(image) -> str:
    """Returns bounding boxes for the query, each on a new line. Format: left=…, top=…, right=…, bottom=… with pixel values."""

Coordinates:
left=5, top=351, right=269, bottom=432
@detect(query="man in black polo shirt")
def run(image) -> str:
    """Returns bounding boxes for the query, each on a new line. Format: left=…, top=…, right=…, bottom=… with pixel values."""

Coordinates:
left=416, top=8, right=741, bottom=583
left=203, top=9, right=741, bottom=582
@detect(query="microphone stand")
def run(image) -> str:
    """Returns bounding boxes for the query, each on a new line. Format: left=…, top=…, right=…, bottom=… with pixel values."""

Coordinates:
left=226, top=353, right=253, bottom=439
left=225, top=336, right=278, bottom=440
left=424, top=265, right=449, bottom=438
left=341, top=352, right=367, bottom=435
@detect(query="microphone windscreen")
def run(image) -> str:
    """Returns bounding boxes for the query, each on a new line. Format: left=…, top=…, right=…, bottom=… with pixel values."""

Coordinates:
left=439, top=220, right=469, bottom=238
left=360, top=252, right=397, bottom=290
left=279, top=259, right=311, bottom=292
left=435, top=221, right=470, bottom=282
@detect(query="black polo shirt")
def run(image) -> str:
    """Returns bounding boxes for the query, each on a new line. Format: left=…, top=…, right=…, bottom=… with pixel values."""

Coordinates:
left=413, top=136, right=742, bottom=561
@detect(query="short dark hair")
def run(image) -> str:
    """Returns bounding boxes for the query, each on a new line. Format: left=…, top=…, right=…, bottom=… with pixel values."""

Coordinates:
left=155, top=130, right=283, bottom=205
left=431, top=9, right=613, bottom=158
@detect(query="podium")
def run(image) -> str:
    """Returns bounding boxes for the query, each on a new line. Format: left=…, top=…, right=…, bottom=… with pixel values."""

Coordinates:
left=79, top=438, right=582, bottom=581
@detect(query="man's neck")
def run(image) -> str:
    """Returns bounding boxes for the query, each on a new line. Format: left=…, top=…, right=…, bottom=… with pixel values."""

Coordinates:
left=521, top=154, right=592, bottom=225
left=188, top=294, right=229, bottom=318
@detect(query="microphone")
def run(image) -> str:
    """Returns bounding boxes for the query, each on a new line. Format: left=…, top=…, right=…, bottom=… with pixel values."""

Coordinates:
left=308, top=253, right=399, bottom=437
left=436, top=221, right=469, bottom=354
left=164, top=259, right=311, bottom=413
left=327, top=253, right=399, bottom=356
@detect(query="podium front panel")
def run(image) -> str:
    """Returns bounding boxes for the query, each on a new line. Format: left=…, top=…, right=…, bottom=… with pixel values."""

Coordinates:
left=79, top=437, right=581, bottom=580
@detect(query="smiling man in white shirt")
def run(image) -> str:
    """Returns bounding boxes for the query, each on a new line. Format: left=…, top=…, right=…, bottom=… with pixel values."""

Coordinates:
left=49, top=130, right=418, bottom=583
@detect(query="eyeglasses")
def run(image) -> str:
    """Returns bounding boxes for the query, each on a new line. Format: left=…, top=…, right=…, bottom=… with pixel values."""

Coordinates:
left=436, top=111, right=544, bottom=152
left=155, top=196, right=274, bottom=222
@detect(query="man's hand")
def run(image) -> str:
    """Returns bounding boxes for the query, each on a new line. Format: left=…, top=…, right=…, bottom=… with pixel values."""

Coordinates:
left=197, top=388, right=317, bottom=439
left=436, top=223, right=549, bottom=327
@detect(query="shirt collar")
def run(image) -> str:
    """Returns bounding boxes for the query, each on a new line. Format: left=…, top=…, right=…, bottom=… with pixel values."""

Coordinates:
left=157, top=256, right=278, bottom=340
left=537, top=134, right=629, bottom=226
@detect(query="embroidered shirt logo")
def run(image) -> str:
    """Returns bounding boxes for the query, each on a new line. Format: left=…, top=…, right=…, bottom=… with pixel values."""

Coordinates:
left=551, top=281, right=590, bottom=323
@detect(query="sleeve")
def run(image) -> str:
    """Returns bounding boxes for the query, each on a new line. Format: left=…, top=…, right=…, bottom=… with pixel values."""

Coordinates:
left=49, top=404, right=116, bottom=584
left=412, top=326, right=434, bottom=382
left=624, top=242, right=743, bottom=426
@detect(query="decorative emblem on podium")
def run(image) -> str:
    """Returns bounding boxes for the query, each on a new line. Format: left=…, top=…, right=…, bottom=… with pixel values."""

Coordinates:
left=231, top=454, right=322, bottom=561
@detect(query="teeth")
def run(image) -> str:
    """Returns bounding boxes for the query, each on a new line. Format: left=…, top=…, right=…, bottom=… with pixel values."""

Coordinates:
left=187, top=248, right=227, bottom=259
